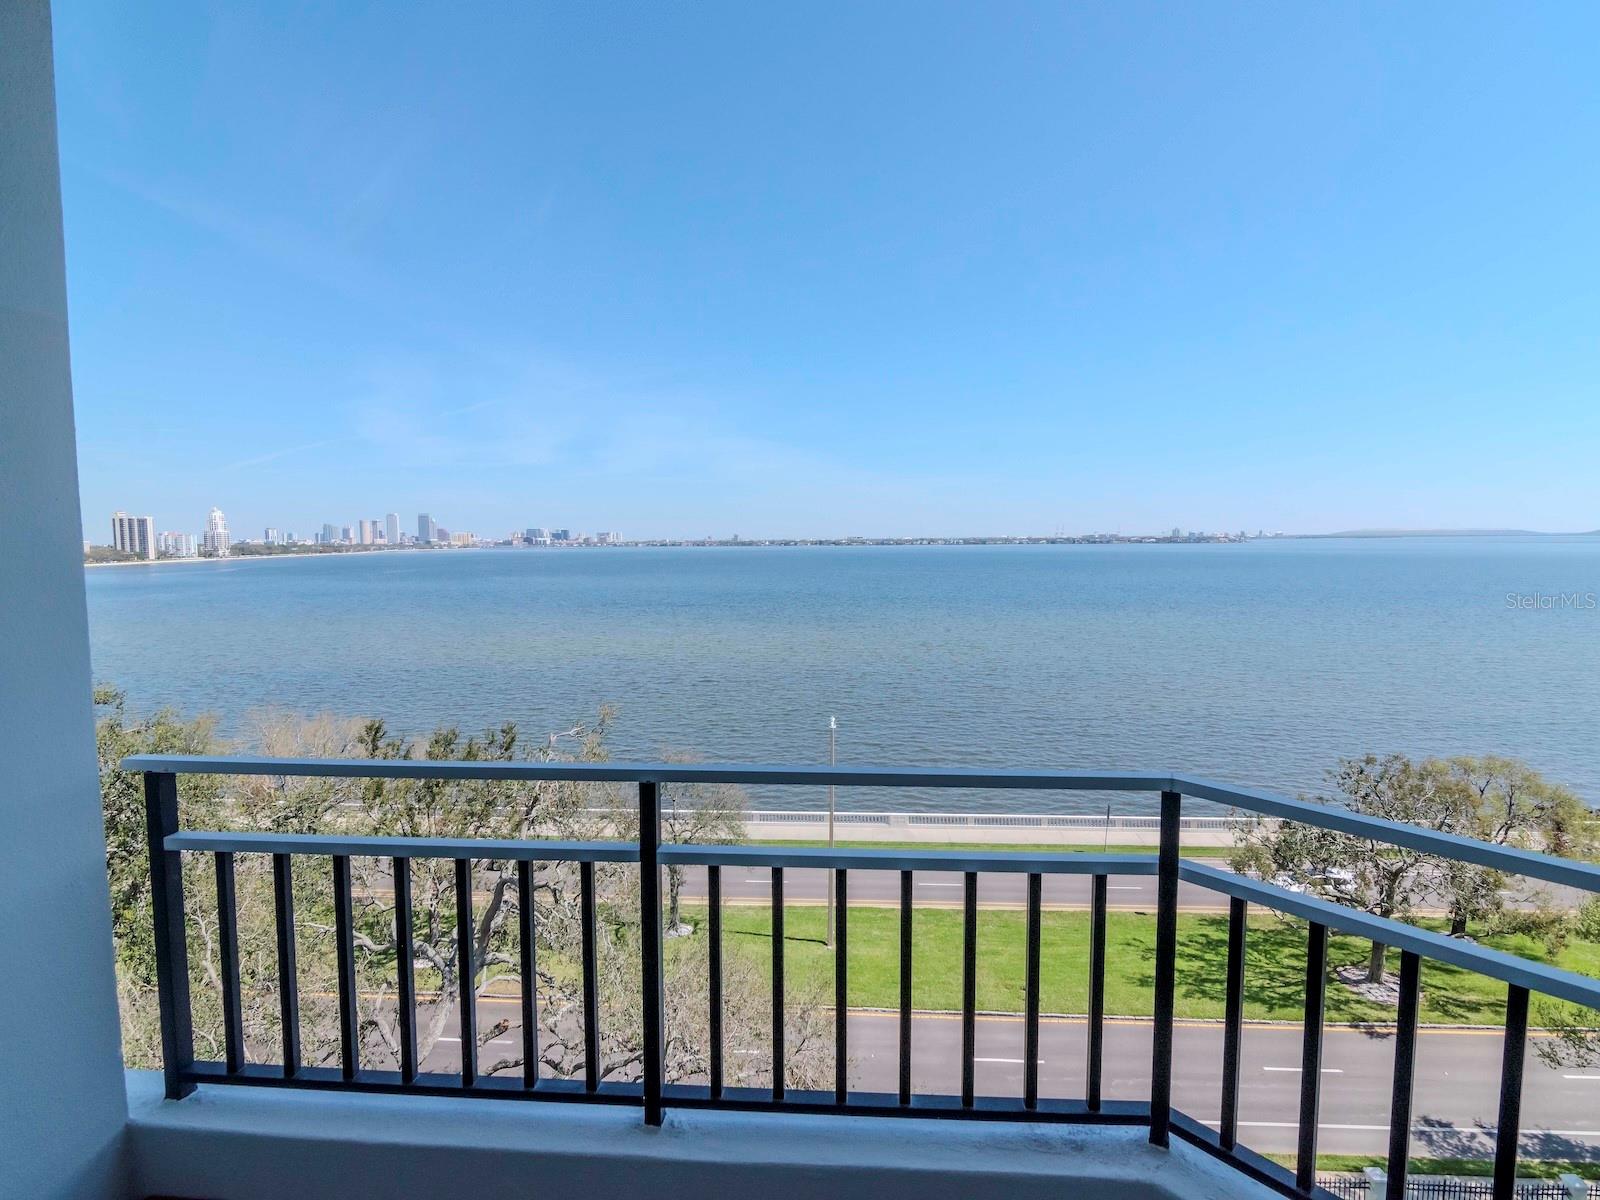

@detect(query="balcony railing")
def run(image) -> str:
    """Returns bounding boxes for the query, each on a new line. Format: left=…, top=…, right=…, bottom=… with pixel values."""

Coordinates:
left=127, top=755, right=1600, bottom=1200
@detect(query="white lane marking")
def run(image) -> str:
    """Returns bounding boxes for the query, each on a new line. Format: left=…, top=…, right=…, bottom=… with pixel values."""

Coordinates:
left=1107, top=886, right=1144, bottom=891
left=975, top=1057, right=1038, bottom=1064
left=1262, top=1066, right=1342, bottom=1073
left=435, top=1037, right=460, bottom=1043
left=918, top=882, right=963, bottom=888
left=1563, top=1074, right=1600, bottom=1080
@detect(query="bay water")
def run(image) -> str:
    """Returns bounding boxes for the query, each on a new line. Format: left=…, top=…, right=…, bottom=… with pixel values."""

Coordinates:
left=85, top=537, right=1600, bottom=813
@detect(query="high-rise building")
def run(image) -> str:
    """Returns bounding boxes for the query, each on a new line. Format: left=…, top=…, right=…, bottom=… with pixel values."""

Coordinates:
left=320, top=523, right=339, bottom=545
left=157, top=531, right=197, bottom=558
left=552, top=528, right=572, bottom=542
left=341, top=525, right=354, bottom=544
left=110, top=511, right=155, bottom=560
left=417, top=513, right=437, bottom=543
left=264, top=527, right=280, bottom=545
left=358, top=519, right=378, bottom=545
left=202, top=507, right=230, bottom=557
left=385, top=513, right=400, bottom=546
left=596, top=531, right=621, bottom=544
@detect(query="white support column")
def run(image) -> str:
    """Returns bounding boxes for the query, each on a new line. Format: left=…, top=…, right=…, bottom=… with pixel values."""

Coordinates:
left=0, top=4, right=130, bottom=1197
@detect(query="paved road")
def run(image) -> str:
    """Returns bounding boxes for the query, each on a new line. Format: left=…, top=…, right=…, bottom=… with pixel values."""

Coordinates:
left=673, top=863, right=1577, bottom=915
left=841, top=1013, right=1600, bottom=1159
left=436, top=999, right=1600, bottom=1159
left=677, top=864, right=1221, bottom=910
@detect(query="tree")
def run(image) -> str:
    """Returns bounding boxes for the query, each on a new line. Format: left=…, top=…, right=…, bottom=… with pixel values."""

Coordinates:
left=654, top=752, right=745, bottom=935
left=1430, top=756, right=1593, bottom=937
left=99, top=692, right=831, bottom=1092
left=95, top=686, right=223, bottom=982
left=1233, top=753, right=1597, bottom=986
left=1232, top=755, right=1462, bottom=984
left=1534, top=895, right=1600, bottom=1070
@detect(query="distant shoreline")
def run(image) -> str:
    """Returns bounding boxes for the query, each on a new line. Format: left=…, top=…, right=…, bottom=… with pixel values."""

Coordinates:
left=84, top=528, right=1597, bottom=569
left=83, top=547, right=451, bottom=569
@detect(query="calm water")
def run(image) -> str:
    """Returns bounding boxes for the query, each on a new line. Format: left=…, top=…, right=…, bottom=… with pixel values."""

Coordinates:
left=84, top=538, right=1600, bottom=813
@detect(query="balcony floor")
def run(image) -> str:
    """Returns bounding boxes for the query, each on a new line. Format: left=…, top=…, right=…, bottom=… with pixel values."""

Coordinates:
left=125, top=1071, right=1276, bottom=1200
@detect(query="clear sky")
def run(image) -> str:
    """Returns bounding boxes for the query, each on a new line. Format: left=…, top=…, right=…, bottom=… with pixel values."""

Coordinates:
left=53, top=3, right=1600, bottom=541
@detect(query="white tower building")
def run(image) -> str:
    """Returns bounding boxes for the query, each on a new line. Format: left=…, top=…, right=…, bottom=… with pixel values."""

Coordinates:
left=110, top=511, right=155, bottom=560
left=202, top=507, right=230, bottom=557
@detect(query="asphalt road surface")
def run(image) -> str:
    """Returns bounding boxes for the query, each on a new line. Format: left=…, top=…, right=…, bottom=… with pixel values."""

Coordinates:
left=672, top=863, right=1580, bottom=915
left=678, top=865, right=1219, bottom=910
left=436, top=998, right=1600, bottom=1160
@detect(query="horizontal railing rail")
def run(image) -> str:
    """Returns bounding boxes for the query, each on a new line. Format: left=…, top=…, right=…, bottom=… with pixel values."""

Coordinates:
left=167, top=831, right=641, bottom=863
left=124, top=754, right=1600, bottom=893
left=128, top=753, right=1600, bottom=1200
left=655, top=844, right=1160, bottom=874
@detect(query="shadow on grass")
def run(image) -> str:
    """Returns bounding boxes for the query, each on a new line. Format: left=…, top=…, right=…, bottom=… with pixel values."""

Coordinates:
left=728, top=927, right=828, bottom=949
left=1170, top=914, right=1501, bottom=1027
left=1129, top=914, right=1321, bottom=1021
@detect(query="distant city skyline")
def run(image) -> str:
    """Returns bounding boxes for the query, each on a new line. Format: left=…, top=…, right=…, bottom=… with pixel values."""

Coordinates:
left=57, top=6, right=1600, bottom=541
left=93, top=496, right=1600, bottom=556
left=96, top=502, right=632, bottom=554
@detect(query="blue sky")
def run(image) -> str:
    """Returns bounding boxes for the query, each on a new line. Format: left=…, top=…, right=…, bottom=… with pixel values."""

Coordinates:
left=54, top=3, right=1600, bottom=541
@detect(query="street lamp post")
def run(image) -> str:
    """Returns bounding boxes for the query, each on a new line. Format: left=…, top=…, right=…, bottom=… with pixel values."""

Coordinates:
left=825, top=715, right=837, bottom=947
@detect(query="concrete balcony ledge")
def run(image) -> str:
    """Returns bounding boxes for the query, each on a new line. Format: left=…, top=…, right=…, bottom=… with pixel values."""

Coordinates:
left=124, top=1072, right=1272, bottom=1200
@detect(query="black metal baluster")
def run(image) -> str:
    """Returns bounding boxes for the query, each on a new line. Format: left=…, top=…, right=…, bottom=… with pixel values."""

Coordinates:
left=272, top=851, right=300, bottom=1078
left=899, top=869, right=913, bottom=1106
left=1149, top=789, right=1181, bottom=1146
left=835, top=867, right=849, bottom=1106
left=708, top=864, right=724, bottom=1100
left=1296, top=921, right=1328, bottom=1194
left=1088, top=872, right=1107, bottom=1112
left=333, top=854, right=359, bottom=1080
left=1219, top=896, right=1247, bottom=1150
left=516, top=859, right=538, bottom=1089
left=1385, top=951, right=1421, bottom=1200
left=962, top=871, right=978, bottom=1108
left=772, top=866, right=785, bottom=1100
left=455, top=858, right=477, bottom=1087
left=1024, top=872, right=1042, bottom=1110
left=639, top=782, right=665, bottom=1126
left=145, top=771, right=195, bottom=1098
left=392, top=857, right=417, bottom=1085
left=214, top=851, right=244, bottom=1075
left=580, top=860, right=600, bottom=1092
left=1493, top=985, right=1530, bottom=1200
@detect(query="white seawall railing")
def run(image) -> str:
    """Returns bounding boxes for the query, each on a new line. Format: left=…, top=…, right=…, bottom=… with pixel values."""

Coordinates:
left=633, top=809, right=1264, bottom=846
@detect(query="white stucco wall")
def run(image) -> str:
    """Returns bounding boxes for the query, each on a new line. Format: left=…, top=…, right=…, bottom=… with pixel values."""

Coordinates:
left=0, top=3, right=130, bottom=1197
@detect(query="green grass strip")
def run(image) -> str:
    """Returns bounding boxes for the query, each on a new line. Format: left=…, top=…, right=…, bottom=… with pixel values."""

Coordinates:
left=679, top=904, right=1600, bottom=1026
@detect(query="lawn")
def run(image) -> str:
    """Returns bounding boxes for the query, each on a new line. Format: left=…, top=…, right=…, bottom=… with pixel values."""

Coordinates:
left=1272, top=1154, right=1599, bottom=1181
left=679, top=904, right=1600, bottom=1026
